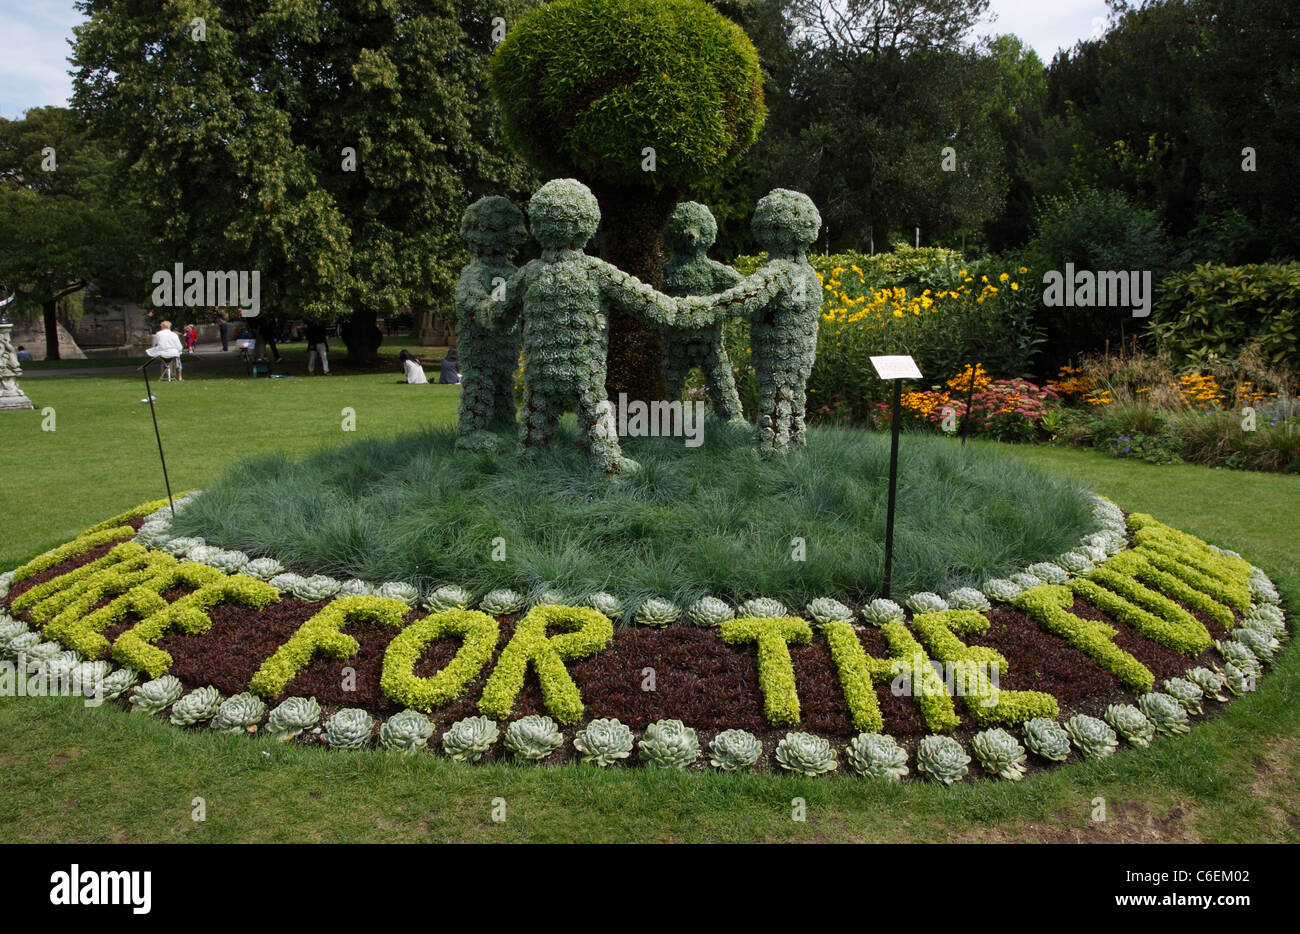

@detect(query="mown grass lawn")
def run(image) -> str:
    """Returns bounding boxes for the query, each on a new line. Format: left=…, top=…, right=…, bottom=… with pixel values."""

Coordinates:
left=1, top=373, right=1296, bottom=843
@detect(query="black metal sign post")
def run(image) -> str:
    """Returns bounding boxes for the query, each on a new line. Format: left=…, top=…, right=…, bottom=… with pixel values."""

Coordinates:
left=140, top=359, right=176, bottom=517
left=871, top=355, right=923, bottom=599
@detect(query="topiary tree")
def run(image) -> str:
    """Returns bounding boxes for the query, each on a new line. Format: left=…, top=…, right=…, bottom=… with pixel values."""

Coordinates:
left=491, top=0, right=765, bottom=404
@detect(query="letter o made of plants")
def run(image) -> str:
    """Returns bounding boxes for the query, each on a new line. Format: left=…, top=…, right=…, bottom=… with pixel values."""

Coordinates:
left=380, top=609, right=501, bottom=712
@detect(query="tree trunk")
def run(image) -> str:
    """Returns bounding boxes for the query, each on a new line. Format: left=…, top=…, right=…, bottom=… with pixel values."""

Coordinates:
left=42, top=299, right=60, bottom=361
left=590, top=183, right=681, bottom=404
left=417, top=309, right=436, bottom=346
left=341, top=308, right=384, bottom=364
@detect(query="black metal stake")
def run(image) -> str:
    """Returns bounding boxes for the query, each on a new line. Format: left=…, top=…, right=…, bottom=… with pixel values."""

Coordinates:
left=882, top=378, right=903, bottom=598
left=959, top=361, right=978, bottom=446
left=140, top=360, right=176, bottom=517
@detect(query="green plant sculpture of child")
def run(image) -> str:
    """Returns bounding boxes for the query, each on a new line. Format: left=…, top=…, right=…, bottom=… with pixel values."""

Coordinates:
left=480, top=178, right=714, bottom=476
left=453, top=196, right=528, bottom=452
left=685, top=188, right=823, bottom=457
left=661, top=202, right=745, bottom=422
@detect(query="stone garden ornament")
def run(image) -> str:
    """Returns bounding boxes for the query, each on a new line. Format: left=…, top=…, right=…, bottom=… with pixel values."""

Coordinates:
left=0, top=283, right=34, bottom=412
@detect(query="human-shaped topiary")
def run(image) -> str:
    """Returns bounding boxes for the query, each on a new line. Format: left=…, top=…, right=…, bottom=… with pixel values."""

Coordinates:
left=480, top=178, right=712, bottom=475
left=453, top=196, right=527, bottom=452
left=686, top=189, right=823, bottom=457
left=660, top=202, right=745, bottom=421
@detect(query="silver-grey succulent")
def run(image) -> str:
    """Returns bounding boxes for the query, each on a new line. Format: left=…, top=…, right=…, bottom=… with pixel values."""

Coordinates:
left=573, top=718, right=634, bottom=766
left=862, top=598, right=905, bottom=627
left=100, top=667, right=139, bottom=700
left=1022, top=717, right=1071, bottom=761
left=584, top=591, right=623, bottom=619
left=1216, top=639, right=1262, bottom=674
left=70, top=660, right=111, bottom=697
left=479, top=588, right=526, bottom=616
left=442, top=715, right=499, bottom=762
left=687, top=596, right=735, bottom=627
left=845, top=732, right=909, bottom=780
left=212, top=692, right=267, bottom=733
left=325, top=708, right=374, bottom=748
left=242, top=557, right=285, bottom=581
left=130, top=675, right=183, bottom=714
left=531, top=587, right=567, bottom=607
left=738, top=597, right=789, bottom=619
left=291, top=575, right=341, bottom=602
left=504, top=714, right=564, bottom=761
left=1027, top=562, right=1071, bottom=585
left=635, top=598, right=681, bottom=627
left=1063, top=714, right=1118, bottom=759
left=1010, top=571, right=1044, bottom=590
left=638, top=719, right=700, bottom=770
left=205, top=549, right=250, bottom=574
left=160, top=536, right=203, bottom=557
left=1233, top=627, right=1278, bottom=663
left=380, top=710, right=434, bottom=754
left=1221, top=662, right=1256, bottom=695
left=170, top=686, right=222, bottom=726
left=707, top=729, right=763, bottom=771
left=946, top=587, right=991, bottom=612
left=1185, top=667, right=1228, bottom=702
left=265, top=696, right=322, bottom=740
left=2, top=631, right=39, bottom=659
left=805, top=597, right=853, bottom=627
left=1162, top=677, right=1205, bottom=715
left=1137, top=692, right=1191, bottom=735
left=1054, top=551, right=1095, bottom=575
left=972, top=728, right=1028, bottom=780
left=775, top=731, right=838, bottom=776
left=906, top=592, right=949, bottom=615
left=427, top=584, right=474, bottom=612
left=916, top=735, right=970, bottom=785
left=375, top=582, right=420, bottom=605
left=338, top=578, right=376, bottom=597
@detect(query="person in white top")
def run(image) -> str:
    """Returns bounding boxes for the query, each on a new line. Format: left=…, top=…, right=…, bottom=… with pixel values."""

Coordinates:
left=151, top=321, right=185, bottom=381
left=399, top=349, right=428, bottom=384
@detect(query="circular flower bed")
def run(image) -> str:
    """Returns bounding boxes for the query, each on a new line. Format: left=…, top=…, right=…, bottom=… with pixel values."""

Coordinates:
left=0, top=494, right=1286, bottom=782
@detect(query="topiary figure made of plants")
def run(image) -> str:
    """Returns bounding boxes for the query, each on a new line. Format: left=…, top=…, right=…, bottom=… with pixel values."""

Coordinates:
left=660, top=202, right=745, bottom=421
left=686, top=189, right=823, bottom=457
left=481, top=178, right=718, bottom=476
left=453, top=196, right=528, bottom=453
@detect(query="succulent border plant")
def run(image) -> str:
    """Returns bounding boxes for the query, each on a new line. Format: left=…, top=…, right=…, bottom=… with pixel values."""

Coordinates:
left=906, top=592, right=949, bottom=614
left=427, top=584, right=474, bottom=612
left=242, top=557, right=285, bottom=581
left=916, top=735, right=970, bottom=785
left=1022, top=718, right=1071, bottom=761
left=1185, top=667, right=1228, bottom=702
left=380, top=710, right=434, bottom=754
left=573, top=718, right=634, bottom=766
left=1009, top=572, right=1044, bottom=590
left=738, top=597, right=789, bottom=619
left=130, top=675, right=183, bottom=715
left=688, top=596, right=735, bottom=627
left=638, top=719, right=699, bottom=770
left=170, top=686, right=222, bottom=726
left=1026, top=562, right=1070, bottom=585
left=845, top=732, right=909, bottom=780
left=504, top=714, right=564, bottom=761
left=1137, top=692, right=1191, bottom=735
left=775, top=731, right=838, bottom=776
left=212, top=693, right=267, bottom=733
left=265, top=696, right=322, bottom=741
left=530, top=587, right=567, bottom=607
left=862, top=598, right=905, bottom=627
left=1063, top=714, right=1118, bottom=759
left=1105, top=703, right=1155, bottom=747
left=338, top=578, right=376, bottom=596
left=100, top=667, right=139, bottom=700
left=1162, top=677, right=1205, bottom=715
left=376, top=582, right=420, bottom=605
left=946, top=587, right=991, bottom=612
left=584, top=591, right=623, bottom=619
left=980, top=579, right=1022, bottom=603
left=480, top=588, right=526, bottom=616
left=972, top=728, right=1028, bottom=780
left=1233, top=628, right=1277, bottom=663
left=1054, top=551, right=1095, bottom=575
left=292, top=575, right=342, bottom=602
left=325, top=708, right=374, bottom=749
left=707, top=729, right=763, bottom=771
left=1217, top=639, right=1262, bottom=674
left=635, top=598, right=681, bottom=628
left=1221, top=662, right=1256, bottom=696
left=442, top=716, right=499, bottom=762
left=805, top=597, right=853, bottom=626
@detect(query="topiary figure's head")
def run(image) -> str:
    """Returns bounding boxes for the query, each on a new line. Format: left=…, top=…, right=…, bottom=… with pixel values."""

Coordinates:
left=751, top=189, right=822, bottom=257
left=491, top=0, right=765, bottom=191
left=460, top=196, right=527, bottom=257
left=529, top=179, right=601, bottom=252
left=664, top=202, right=718, bottom=255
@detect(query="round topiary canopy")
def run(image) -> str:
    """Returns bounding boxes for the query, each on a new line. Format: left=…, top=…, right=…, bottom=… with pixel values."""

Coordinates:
left=491, top=0, right=766, bottom=190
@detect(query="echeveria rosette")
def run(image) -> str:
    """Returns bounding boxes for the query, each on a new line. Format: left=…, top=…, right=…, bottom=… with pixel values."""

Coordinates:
left=205, top=549, right=250, bottom=574
left=1221, top=663, right=1256, bottom=696
left=862, top=599, right=905, bottom=627
left=906, top=592, right=949, bottom=615
left=638, top=719, right=700, bottom=770
left=1026, top=562, right=1070, bottom=585
left=325, top=708, right=374, bottom=749
left=2, top=631, right=39, bottom=659
left=1009, top=572, right=1044, bottom=591
left=845, top=733, right=909, bottom=781
left=442, top=716, right=499, bottom=762
left=946, top=587, right=991, bottom=612
left=480, top=589, right=526, bottom=616
left=170, top=686, right=222, bottom=726
left=707, top=729, right=763, bottom=772
left=1137, top=692, right=1191, bottom=735
left=1185, top=667, right=1228, bottom=703
left=1022, top=718, right=1071, bottom=762
left=504, top=714, right=564, bottom=762
left=636, top=598, right=681, bottom=628
left=1054, top=551, right=1095, bottom=575
left=688, top=596, right=735, bottom=627
left=573, top=718, right=634, bottom=766
left=39, top=650, right=83, bottom=686
left=70, top=660, right=112, bottom=698
left=1240, top=615, right=1285, bottom=644
left=242, top=557, right=285, bottom=581
left=265, top=696, right=322, bottom=741
left=737, top=597, right=789, bottom=619
left=530, top=588, right=567, bottom=608
left=100, top=667, right=139, bottom=701
left=212, top=693, right=266, bottom=733
left=0, top=616, right=29, bottom=648
left=775, top=731, right=838, bottom=776
left=338, top=579, right=376, bottom=597
left=427, top=584, right=474, bottom=612
left=1233, top=628, right=1278, bottom=663
left=1249, top=569, right=1279, bottom=605
left=1063, top=714, right=1118, bottom=760
left=376, top=582, right=420, bottom=605
left=130, top=675, right=183, bottom=715
left=23, top=640, right=62, bottom=669
left=980, top=579, right=1022, bottom=604
left=916, top=735, right=970, bottom=785
left=805, top=597, right=853, bottom=627
left=1162, top=677, right=1205, bottom=715
left=292, top=575, right=341, bottom=602
left=380, top=710, right=435, bottom=754
left=584, top=592, right=623, bottom=620
left=1244, top=603, right=1284, bottom=630
left=1216, top=639, right=1262, bottom=675
left=1105, top=703, right=1155, bottom=747
left=972, top=728, right=1028, bottom=780
left=160, top=536, right=204, bottom=557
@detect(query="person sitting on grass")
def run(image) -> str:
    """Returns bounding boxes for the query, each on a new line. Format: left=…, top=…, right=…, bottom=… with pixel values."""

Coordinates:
left=399, top=348, right=428, bottom=384
left=15, top=345, right=32, bottom=363
left=440, top=345, right=462, bottom=384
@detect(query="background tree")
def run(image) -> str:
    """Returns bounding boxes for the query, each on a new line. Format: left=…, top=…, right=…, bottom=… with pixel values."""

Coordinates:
left=491, top=0, right=766, bottom=402
left=0, top=106, right=145, bottom=359
left=71, top=0, right=540, bottom=363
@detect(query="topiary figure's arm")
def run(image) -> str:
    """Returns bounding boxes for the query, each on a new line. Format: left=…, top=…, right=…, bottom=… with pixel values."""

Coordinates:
left=708, top=258, right=743, bottom=292
left=591, top=257, right=682, bottom=327
left=681, top=262, right=790, bottom=326
left=476, top=262, right=536, bottom=331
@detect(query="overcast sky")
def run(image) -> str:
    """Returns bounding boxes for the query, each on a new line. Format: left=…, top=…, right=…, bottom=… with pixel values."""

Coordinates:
left=0, top=0, right=1114, bottom=119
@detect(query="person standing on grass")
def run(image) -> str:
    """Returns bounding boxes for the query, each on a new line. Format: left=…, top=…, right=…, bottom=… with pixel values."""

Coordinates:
left=152, top=320, right=184, bottom=381
left=399, top=348, right=428, bottom=384
left=218, top=313, right=230, bottom=351
left=184, top=323, right=198, bottom=354
left=306, top=320, right=330, bottom=375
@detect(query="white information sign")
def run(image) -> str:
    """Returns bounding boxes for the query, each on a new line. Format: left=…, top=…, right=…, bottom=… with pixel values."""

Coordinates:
left=869, top=355, right=922, bottom=380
